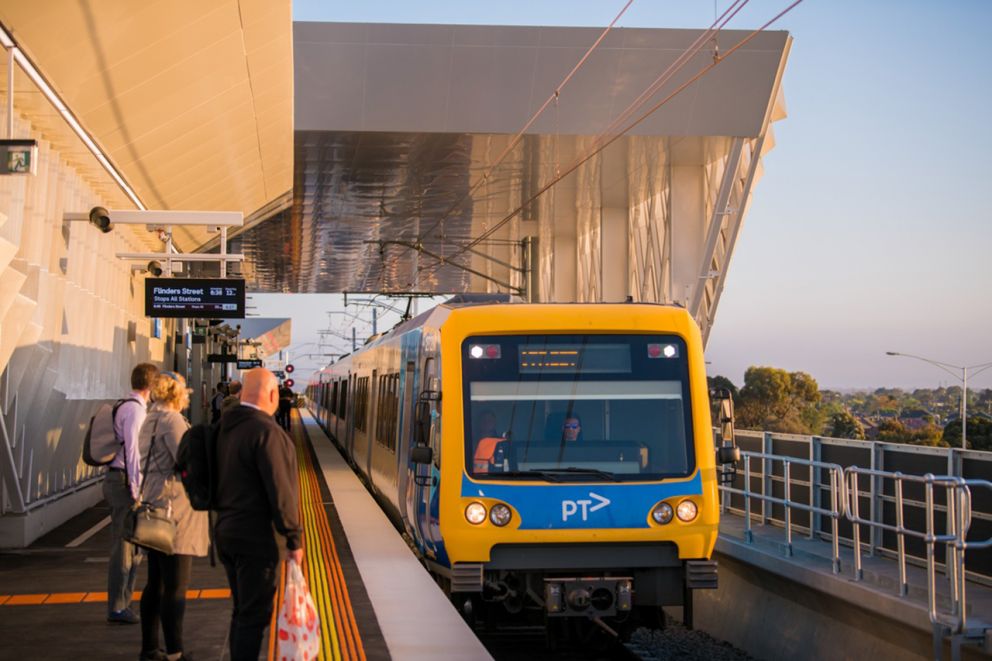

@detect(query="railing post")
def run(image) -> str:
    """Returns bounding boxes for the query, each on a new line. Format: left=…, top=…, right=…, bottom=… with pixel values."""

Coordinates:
left=851, top=471, right=864, bottom=581
left=762, top=432, right=773, bottom=525
left=895, top=474, right=908, bottom=596
left=810, top=435, right=822, bottom=540
left=870, top=442, right=884, bottom=556
left=831, top=467, right=841, bottom=574
left=784, top=460, right=793, bottom=557
left=744, top=454, right=753, bottom=544
left=946, top=481, right=960, bottom=617
left=954, top=485, right=968, bottom=634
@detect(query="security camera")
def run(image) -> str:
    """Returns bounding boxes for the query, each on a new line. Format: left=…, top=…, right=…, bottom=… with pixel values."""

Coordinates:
left=147, top=260, right=163, bottom=276
left=89, top=206, right=112, bottom=233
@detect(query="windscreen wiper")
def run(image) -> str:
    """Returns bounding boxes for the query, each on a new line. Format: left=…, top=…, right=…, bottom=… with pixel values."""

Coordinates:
left=540, top=467, right=620, bottom=481
left=485, top=470, right=565, bottom=482
left=480, top=468, right=620, bottom=482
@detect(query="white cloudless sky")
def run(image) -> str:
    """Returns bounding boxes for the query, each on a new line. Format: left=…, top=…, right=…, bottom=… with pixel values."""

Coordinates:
left=260, top=1, right=992, bottom=392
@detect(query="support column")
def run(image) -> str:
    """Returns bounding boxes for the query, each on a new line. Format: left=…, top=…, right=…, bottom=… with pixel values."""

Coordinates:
left=670, top=166, right=705, bottom=308
left=601, top=207, right=628, bottom=302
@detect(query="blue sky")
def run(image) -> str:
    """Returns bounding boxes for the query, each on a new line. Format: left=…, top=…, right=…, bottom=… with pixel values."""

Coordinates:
left=268, top=1, right=992, bottom=391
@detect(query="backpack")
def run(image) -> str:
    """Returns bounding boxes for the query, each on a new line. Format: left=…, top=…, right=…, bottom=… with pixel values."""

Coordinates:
left=176, top=422, right=218, bottom=511
left=81, top=398, right=138, bottom=467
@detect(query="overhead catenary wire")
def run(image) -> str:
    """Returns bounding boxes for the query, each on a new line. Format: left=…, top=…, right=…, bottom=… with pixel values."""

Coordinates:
left=404, top=0, right=749, bottom=289
left=410, top=0, right=802, bottom=290
left=412, top=0, right=636, bottom=248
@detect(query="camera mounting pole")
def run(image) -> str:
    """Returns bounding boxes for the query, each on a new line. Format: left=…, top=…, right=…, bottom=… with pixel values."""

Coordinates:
left=63, top=208, right=244, bottom=277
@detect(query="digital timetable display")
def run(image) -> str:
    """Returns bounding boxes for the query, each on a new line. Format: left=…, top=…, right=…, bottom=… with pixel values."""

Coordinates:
left=145, top=278, right=245, bottom=319
left=518, top=344, right=631, bottom=374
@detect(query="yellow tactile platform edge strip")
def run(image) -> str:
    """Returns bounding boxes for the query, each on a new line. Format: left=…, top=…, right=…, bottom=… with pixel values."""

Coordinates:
left=0, top=589, right=231, bottom=605
left=269, top=410, right=366, bottom=661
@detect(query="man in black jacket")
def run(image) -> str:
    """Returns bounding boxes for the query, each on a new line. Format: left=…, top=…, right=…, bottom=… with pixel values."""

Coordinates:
left=215, top=368, right=303, bottom=661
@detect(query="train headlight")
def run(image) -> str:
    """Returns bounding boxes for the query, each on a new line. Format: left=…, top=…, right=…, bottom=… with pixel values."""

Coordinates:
left=651, top=502, right=674, bottom=524
left=465, top=502, right=487, bottom=525
left=676, top=499, right=699, bottom=522
left=489, top=503, right=512, bottom=527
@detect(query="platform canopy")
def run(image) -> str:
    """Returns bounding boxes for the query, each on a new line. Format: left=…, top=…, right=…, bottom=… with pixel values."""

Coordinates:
left=218, top=21, right=789, bottom=329
left=0, top=0, right=293, bottom=251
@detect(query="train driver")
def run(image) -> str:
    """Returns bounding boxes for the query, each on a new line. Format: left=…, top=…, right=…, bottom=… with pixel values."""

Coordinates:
left=561, top=414, right=583, bottom=442
left=473, top=409, right=509, bottom=474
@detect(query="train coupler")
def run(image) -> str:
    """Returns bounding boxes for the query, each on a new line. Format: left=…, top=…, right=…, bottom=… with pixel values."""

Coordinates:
left=544, top=576, right=633, bottom=617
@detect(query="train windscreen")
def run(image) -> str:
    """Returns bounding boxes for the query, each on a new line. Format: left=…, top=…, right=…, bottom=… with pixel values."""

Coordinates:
left=462, top=334, right=694, bottom=481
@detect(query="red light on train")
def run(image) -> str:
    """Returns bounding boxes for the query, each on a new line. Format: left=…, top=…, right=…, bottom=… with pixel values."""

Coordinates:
left=469, top=344, right=501, bottom=359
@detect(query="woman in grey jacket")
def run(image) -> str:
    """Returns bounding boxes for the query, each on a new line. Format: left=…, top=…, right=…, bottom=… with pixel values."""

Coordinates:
left=136, top=372, right=208, bottom=661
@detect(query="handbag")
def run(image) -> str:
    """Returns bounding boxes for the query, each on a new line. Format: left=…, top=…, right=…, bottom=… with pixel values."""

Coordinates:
left=124, top=501, right=176, bottom=555
left=123, top=418, right=177, bottom=554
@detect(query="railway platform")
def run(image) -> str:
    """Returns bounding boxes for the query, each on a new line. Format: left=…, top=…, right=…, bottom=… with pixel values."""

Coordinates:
left=0, top=410, right=490, bottom=660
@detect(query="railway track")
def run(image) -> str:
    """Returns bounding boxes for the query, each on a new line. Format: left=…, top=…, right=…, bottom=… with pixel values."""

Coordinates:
left=478, top=617, right=757, bottom=661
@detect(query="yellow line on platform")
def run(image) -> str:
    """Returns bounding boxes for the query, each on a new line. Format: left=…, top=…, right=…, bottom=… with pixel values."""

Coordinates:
left=0, top=589, right=230, bottom=606
left=268, top=410, right=366, bottom=661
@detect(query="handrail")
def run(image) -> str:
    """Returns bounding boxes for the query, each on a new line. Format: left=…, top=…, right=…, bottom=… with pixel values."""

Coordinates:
left=719, top=452, right=992, bottom=638
left=845, top=468, right=964, bottom=631
left=720, top=451, right=847, bottom=573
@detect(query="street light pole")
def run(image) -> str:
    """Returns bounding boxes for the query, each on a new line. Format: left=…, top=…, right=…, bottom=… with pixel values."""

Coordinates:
left=885, top=352, right=992, bottom=449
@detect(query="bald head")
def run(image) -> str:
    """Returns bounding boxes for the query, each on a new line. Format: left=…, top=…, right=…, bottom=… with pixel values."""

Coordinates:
left=241, top=368, right=279, bottom=415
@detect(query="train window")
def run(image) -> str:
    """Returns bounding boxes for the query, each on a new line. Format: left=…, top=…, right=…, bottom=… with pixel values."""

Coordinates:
left=355, top=376, right=370, bottom=432
left=462, top=334, right=694, bottom=481
left=340, top=380, right=348, bottom=419
left=374, top=373, right=400, bottom=452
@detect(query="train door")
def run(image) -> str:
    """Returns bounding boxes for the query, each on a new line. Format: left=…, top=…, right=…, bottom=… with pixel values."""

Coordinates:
left=413, top=355, right=442, bottom=559
left=345, top=373, right=356, bottom=456
left=397, top=359, right=416, bottom=533
left=337, top=379, right=347, bottom=446
left=367, top=369, right=378, bottom=479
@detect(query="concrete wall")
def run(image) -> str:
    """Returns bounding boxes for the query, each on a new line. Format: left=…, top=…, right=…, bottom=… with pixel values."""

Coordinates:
left=695, top=552, right=985, bottom=660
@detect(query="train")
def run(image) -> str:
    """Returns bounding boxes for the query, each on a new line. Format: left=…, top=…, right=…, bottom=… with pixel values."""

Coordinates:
left=306, top=295, right=734, bottom=631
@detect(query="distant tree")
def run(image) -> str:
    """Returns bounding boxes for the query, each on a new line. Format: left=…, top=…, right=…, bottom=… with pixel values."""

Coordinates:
left=828, top=409, right=865, bottom=440
left=976, top=389, right=992, bottom=416
left=876, top=419, right=945, bottom=447
left=736, top=366, right=821, bottom=433
left=876, top=419, right=910, bottom=443
left=942, top=417, right=992, bottom=451
left=707, top=375, right=739, bottom=402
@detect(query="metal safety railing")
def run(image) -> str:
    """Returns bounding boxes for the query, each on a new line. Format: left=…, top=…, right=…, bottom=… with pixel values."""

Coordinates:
left=719, top=452, right=992, bottom=638
left=845, top=469, right=992, bottom=633
left=720, top=450, right=847, bottom=573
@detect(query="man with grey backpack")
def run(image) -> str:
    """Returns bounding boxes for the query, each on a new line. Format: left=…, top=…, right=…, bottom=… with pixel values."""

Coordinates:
left=102, top=363, right=159, bottom=624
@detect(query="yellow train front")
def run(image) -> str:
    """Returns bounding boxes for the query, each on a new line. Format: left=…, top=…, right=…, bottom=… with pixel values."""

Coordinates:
left=308, top=299, right=721, bottom=627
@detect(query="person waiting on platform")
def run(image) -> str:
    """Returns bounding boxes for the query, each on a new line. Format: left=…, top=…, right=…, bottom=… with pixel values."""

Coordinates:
left=220, top=380, right=242, bottom=418
left=137, top=372, right=208, bottom=661
left=105, top=362, right=158, bottom=625
left=276, top=381, right=294, bottom=431
left=215, top=368, right=303, bottom=661
left=210, top=381, right=227, bottom=425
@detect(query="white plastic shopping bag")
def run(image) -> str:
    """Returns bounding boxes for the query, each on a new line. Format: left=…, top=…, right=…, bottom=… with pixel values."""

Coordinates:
left=277, top=559, right=321, bottom=661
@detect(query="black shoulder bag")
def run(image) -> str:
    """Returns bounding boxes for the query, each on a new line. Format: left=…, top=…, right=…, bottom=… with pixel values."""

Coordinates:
left=123, top=417, right=177, bottom=555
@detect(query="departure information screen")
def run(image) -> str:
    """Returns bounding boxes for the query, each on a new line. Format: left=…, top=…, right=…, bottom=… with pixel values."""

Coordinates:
left=518, top=343, right=631, bottom=374
left=145, top=278, right=245, bottom=319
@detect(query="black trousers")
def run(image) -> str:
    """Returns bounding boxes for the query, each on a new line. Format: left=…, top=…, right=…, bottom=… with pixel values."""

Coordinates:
left=218, top=546, right=280, bottom=661
left=140, top=551, right=193, bottom=655
left=276, top=403, right=292, bottom=430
